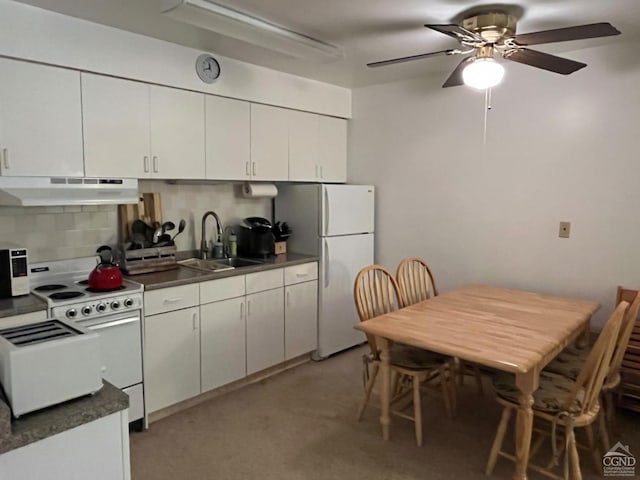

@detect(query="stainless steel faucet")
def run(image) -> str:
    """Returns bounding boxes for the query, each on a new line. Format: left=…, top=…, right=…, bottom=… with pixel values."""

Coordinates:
left=201, top=211, right=223, bottom=260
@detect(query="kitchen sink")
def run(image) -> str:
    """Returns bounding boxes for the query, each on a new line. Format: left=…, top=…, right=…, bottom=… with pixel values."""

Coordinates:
left=178, top=257, right=264, bottom=272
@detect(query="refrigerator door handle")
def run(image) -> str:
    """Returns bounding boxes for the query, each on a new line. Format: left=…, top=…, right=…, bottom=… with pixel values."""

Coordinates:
left=324, top=239, right=330, bottom=288
left=323, top=186, right=330, bottom=236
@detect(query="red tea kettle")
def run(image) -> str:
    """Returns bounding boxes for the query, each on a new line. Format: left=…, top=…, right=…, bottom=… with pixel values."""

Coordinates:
left=89, top=246, right=123, bottom=291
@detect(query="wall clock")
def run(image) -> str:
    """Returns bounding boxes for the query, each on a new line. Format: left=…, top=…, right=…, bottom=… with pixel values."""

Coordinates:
left=195, top=54, right=221, bottom=83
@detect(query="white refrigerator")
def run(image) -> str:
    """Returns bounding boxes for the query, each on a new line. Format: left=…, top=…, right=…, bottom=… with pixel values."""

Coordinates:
left=275, top=184, right=375, bottom=358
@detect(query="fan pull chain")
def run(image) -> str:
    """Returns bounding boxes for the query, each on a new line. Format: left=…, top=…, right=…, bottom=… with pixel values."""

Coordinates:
left=483, top=88, right=493, bottom=145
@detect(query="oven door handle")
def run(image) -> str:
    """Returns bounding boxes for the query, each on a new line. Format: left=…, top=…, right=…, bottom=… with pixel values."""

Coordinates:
left=89, top=317, right=139, bottom=330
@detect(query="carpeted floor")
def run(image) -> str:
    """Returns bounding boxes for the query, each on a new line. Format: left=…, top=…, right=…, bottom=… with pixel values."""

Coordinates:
left=130, top=346, right=640, bottom=480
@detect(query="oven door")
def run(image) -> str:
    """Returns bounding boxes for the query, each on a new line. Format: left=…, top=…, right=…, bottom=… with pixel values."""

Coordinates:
left=77, top=311, right=142, bottom=389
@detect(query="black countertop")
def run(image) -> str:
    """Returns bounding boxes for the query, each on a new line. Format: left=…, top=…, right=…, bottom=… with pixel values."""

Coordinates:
left=0, top=295, right=47, bottom=320
left=129, top=253, right=319, bottom=291
left=0, top=380, right=129, bottom=455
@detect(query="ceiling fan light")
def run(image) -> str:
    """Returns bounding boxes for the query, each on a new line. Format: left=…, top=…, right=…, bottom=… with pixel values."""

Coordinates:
left=462, top=58, right=505, bottom=89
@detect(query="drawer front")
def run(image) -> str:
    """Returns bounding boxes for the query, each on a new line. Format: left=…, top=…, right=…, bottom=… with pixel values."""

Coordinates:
left=284, top=262, right=318, bottom=285
left=144, top=284, right=199, bottom=315
left=245, top=268, right=284, bottom=294
left=200, top=275, right=246, bottom=304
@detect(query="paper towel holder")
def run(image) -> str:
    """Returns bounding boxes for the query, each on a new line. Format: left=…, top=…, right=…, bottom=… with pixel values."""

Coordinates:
left=241, top=182, right=278, bottom=198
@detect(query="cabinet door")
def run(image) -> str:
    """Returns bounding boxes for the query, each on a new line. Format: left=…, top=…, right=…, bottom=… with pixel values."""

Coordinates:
left=82, top=74, right=150, bottom=178
left=250, top=104, right=289, bottom=181
left=318, top=116, right=347, bottom=183
left=201, top=297, right=246, bottom=392
left=246, top=288, right=284, bottom=375
left=0, top=59, right=83, bottom=177
left=288, top=110, right=319, bottom=182
left=150, top=85, right=205, bottom=179
left=205, top=95, right=250, bottom=180
left=285, top=281, right=318, bottom=360
left=144, top=307, right=200, bottom=413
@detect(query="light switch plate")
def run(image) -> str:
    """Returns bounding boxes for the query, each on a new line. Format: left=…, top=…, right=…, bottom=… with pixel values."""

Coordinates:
left=559, top=221, right=571, bottom=238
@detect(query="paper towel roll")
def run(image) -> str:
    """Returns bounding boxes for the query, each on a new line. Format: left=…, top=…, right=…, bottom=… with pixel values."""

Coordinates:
left=242, top=182, right=278, bottom=198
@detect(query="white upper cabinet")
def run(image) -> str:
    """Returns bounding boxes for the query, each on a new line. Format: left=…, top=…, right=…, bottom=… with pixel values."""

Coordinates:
left=288, top=111, right=318, bottom=182
left=288, top=111, right=347, bottom=183
left=149, top=85, right=205, bottom=179
left=318, top=116, right=347, bottom=183
left=205, top=95, right=250, bottom=180
left=83, top=74, right=205, bottom=179
left=250, top=104, right=289, bottom=181
left=82, top=74, right=150, bottom=178
left=0, top=59, right=84, bottom=177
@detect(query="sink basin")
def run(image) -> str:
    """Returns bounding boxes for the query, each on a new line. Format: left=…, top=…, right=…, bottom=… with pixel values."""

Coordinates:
left=178, top=257, right=264, bottom=272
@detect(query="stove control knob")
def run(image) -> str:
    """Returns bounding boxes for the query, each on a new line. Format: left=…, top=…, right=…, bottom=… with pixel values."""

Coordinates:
left=66, top=308, right=77, bottom=319
left=96, top=303, right=107, bottom=313
left=81, top=306, right=92, bottom=316
left=111, top=300, right=120, bottom=310
left=124, top=298, right=134, bottom=308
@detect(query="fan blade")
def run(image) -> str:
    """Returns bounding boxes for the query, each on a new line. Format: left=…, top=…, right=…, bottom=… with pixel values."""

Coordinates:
left=514, top=22, right=620, bottom=46
left=425, top=24, right=483, bottom=43
left=505, top=48, right=586, bottom=75
left=367, top=49, right=459, bottom=68
left=442, top=56, right=475, bottom=88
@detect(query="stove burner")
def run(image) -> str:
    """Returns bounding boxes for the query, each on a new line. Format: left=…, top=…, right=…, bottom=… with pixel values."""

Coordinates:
left=76, top=279, right=89, bottom=286
left=49, top=291, right=85, bottom=300
left=34, top=284, right=67, bottom=292
left=85, top=286, right=125, bottom=293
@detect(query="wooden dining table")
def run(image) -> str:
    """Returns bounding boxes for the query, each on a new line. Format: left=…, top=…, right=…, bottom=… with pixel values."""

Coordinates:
left=354, top=284, right=600, bottom=480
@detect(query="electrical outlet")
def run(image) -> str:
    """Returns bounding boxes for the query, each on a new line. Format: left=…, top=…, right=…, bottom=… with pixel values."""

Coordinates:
left=559, top=221, right=571, bottom=238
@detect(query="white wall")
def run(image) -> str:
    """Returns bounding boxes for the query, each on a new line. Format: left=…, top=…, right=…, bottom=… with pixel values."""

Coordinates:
left=349, top=45, right=640, bottom=327
left=0, top=0, right=350, bottom=118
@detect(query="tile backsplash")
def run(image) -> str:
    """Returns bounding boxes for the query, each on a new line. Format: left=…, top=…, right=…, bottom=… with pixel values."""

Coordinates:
left=0, top=181, right=271, bottom=262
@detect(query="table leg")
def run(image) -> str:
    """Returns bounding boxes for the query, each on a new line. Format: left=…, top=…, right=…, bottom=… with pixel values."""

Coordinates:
left=378, top=337, right=391, bottom=440
left=514, top=371, right=538, bottom=480
left=576, top=315, right=592, bottom=349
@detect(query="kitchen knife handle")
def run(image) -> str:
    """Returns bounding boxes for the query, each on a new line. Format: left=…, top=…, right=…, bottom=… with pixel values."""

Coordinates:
left=2, top=148, right=8, bottom=170
left=143, top=156, right=149, bottom=173
left=324, top=239, right=330, bottom=288
left=245, top=161, right=250, bottom=176
left=152, top=156, right=159, bottom=173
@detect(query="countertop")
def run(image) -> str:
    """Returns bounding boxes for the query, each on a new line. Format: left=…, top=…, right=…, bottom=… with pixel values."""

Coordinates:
left=0, top=295, right=47, bottom=320
left=129, top=253, right=319, bottom=291
left=0, top=380, right=129, bottom=455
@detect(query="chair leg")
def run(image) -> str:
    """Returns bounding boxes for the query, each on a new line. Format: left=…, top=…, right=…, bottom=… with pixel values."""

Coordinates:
left=472, top=363, right=484, bottom=396
left=457, top=358, right=465, bottom=386
left=603, top=390, right=617, bottom=440
left=439, top=365, right=453, bottom=419
left=357, top=363, right=379, bottom=421
left=585, top=424, right=603, bottom=475
left=413, top=374, right=423, bottom=447
left=567, top=425, right=582, bottom=480
left=486, top=406, right=513, bottom=475
left=447, top=362, right=457, bottom=417
left=597, top=408, right=611, bottom=455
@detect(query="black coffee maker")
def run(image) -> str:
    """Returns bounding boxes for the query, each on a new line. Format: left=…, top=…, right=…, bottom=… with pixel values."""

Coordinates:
left=238, top=217, right=275, bottom=258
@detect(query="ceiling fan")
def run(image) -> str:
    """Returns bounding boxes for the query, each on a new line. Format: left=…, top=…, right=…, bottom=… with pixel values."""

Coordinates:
left=367, top=12, right=621, bottom=89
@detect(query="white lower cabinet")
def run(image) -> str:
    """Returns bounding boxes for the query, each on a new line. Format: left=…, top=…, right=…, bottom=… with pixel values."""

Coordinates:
left=285, top=280, right=318, bottom=360
left=200, top=297, right=246, bottom=392
left=246, top=288, right=285, bottom=375
left=144, top=306, right=200, bottom=414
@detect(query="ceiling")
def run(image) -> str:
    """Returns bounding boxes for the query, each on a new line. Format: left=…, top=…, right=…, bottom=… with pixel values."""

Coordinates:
left=15, top=0, right=640, bottom=88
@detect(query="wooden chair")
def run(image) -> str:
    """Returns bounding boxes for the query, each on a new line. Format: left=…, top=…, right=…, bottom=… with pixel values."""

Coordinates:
left=485, top=301, right=629, bottom=480
left=543, top=289, right=640, bottom=448
left=396, top=256, right=483, bottom=395
left=354, top=264, right=455, bottom=446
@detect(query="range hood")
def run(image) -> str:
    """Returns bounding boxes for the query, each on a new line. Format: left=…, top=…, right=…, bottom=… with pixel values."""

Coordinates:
left=0, top=177, right=139, bottom=207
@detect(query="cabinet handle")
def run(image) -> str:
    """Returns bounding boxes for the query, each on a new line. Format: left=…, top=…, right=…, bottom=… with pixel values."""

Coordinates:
left=245, top=161, right=250, bottom=176
left=143, top=156, right=149, bottom=173
left=152, top=156, right=159, bottom=173
left=286, top=291, right=291, bottom=308
left=252, top=162, right=256, bottom=176
left=240, top=302, right=244, bottom=319
left=192, top=312, right=198, bottom=330
left=324, top=239, right=330, bottom=288
left=164, top=297, right=183, bottom=303
left=3, top=148, right=8, bottom=170
left=247, top=300, right=251, bottom=316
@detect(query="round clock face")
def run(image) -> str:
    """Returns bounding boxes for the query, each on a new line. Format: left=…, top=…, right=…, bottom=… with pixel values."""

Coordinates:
left=195, top=54, right=221, bottom=83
